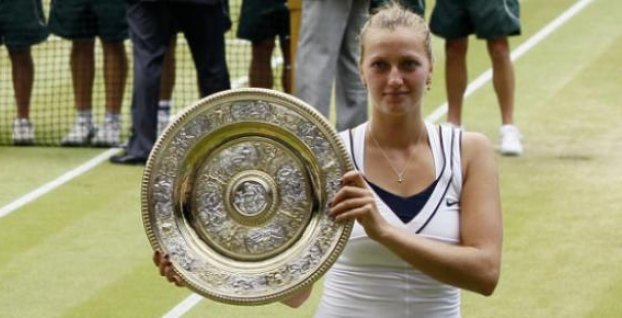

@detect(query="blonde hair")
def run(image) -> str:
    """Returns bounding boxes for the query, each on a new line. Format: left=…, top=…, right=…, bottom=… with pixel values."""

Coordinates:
left=359, top=1, right=433, bottom=64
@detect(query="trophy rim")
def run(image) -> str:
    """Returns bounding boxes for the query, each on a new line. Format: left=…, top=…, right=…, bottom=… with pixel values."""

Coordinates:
left=141, top=88, right=354, bottom=305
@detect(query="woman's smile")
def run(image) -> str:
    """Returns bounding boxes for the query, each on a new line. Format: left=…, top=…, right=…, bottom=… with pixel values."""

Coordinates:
left=382, top=90, right=409, bottom=103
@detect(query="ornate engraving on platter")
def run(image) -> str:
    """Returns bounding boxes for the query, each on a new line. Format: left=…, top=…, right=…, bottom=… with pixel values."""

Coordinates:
left=192, top=139, right=312, bottom=261
left=142, top=88, right=353, bottom=305
left=231, top=100, right=274, bottom=121
left=232, top=179, right=269, bottom=216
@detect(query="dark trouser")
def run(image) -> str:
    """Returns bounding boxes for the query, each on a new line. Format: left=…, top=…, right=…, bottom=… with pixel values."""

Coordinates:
left=126, top=2, right=230, bottom=158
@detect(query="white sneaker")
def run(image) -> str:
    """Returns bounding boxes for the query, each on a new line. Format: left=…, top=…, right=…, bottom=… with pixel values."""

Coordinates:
left=91, top=118, right=121, bottom=147
left=500, top=125, right=523, bottom=156
left=62, top=117, right=95, bottom=146
left=157, top=109, right=170, bottom=137
left=12, top=118, right=35, bottom=145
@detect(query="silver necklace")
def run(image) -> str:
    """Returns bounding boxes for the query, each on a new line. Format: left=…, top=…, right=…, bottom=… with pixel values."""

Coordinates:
left=367, top=124, right=424, bottom=183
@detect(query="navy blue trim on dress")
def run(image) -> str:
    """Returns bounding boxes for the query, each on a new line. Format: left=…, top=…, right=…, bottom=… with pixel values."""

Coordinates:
left=416, top=126, right=456, bottom=234
left=349, top=125, right=455, bottom=230
left=367, top=178, right=440, bottom=223
left=349, top=128, right=362, bottom=171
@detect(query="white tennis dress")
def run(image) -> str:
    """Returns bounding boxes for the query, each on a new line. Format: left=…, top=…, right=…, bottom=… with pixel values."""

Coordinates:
left=314, top=122, right=463, bottom=318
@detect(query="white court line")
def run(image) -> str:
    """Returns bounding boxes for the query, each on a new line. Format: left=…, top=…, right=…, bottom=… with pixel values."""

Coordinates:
left=162, top=0, right=594, bottom=317
left=162, top=294, right=204, bottom=318
left=0, top=148, right=120, bottom=218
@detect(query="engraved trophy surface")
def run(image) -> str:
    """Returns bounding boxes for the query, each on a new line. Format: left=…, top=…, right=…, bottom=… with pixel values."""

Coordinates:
left=142, top=88, right=354, bottom=305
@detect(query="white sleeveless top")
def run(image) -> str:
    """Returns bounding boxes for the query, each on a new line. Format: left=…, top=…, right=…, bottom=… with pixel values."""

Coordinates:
left=314, top=122, right=463, bottom=318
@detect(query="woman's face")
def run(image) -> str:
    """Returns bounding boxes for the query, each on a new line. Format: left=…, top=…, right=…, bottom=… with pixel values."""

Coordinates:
left=360, top=26, right=432, bottom=116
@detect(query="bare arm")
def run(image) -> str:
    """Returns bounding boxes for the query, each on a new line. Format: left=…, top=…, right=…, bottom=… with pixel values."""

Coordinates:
left=329, top=132, right=502, bottom=295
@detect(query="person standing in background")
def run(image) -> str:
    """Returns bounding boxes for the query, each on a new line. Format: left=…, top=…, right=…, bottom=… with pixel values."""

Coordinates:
left=0, top=0, right=49, bottom=145
left=110, top=0, right=231, bottom=165
left=49, top=0, right=129, bottom=147
left=430, top=0, right=523, bottom=156
left=295, top=0, right=370, bottom=131
left=237, top=0, right=291, bottom=93
left=156, top=37, right=178, bottom=137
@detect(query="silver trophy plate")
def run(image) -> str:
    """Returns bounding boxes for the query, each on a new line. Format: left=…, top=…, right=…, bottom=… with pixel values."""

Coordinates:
left=141, top=88, right=353, bottom=305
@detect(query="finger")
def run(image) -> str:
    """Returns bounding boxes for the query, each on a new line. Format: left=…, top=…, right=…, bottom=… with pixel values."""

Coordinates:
left=153, top=250, right=161, bottom=266
left=159, top=262, right=167, bottom=277
left=332, top=205, right=372, bottom=223
left=173, top=276, right=186, bottom=287
left=164, top=266, right=176, bottom=283
left=341, top=170, right=366, bottom=187
left=329, top=196, right=375, bottom=216
left=159, top=257, right=171, bottom=277
left=331, top=185, right=372, bottom=207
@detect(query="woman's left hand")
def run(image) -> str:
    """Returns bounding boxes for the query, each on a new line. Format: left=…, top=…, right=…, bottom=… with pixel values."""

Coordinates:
left=329, top=170, right=390, bottom=240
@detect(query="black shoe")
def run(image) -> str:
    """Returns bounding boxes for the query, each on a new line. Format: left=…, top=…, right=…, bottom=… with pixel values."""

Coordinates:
left=110, top=152, right=147, bottom=165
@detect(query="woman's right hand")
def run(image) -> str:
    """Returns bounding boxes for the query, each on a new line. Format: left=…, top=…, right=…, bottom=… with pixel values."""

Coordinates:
left=153, top=250, right=185, bottom=287
left=329, top=170, right=390, bottom=241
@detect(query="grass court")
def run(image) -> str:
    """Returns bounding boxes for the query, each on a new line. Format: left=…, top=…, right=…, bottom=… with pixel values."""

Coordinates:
left=1, top=0, right=621, bottom=317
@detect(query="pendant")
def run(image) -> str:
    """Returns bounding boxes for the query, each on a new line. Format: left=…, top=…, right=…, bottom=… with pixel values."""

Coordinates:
left=397, top=178, right=403, bottom=183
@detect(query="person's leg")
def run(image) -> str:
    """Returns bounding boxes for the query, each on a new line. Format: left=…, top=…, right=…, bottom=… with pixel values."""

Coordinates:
left=487, top=37, right=522, bottom=155
left=278, top=34, right=291, bottom=93
left=157, top=38, right=176, bottom=136
left=334, top=0, right=369, bottom=131
left=71, top=39, right=95, bottom=113
left=8, top=47, right=36, bottom=145
left=102, top=40, right=128, bottom=115
left=249, top=39, right=276, bottom=89
left=114, top=2, right=172, bottom=161
left=5, top=0, right=48, bottom=145
left=444, top=37, right=468, bottom=126
left=62, top=39, right=97, bottom=145
left=92, top=40, right=128, bottom=147
left=178, top=3, right=230, bottom=97
left=486, top=37, right=514, bottom=125
left=160, top=38, right=176, bottom=102
left=430, top=0, right=473, bottom=126
left=8, top=47, right=34, bottom=119
left=295, top=0, right=346, bottom=119
left=275, top=3, right=291, bottom=94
